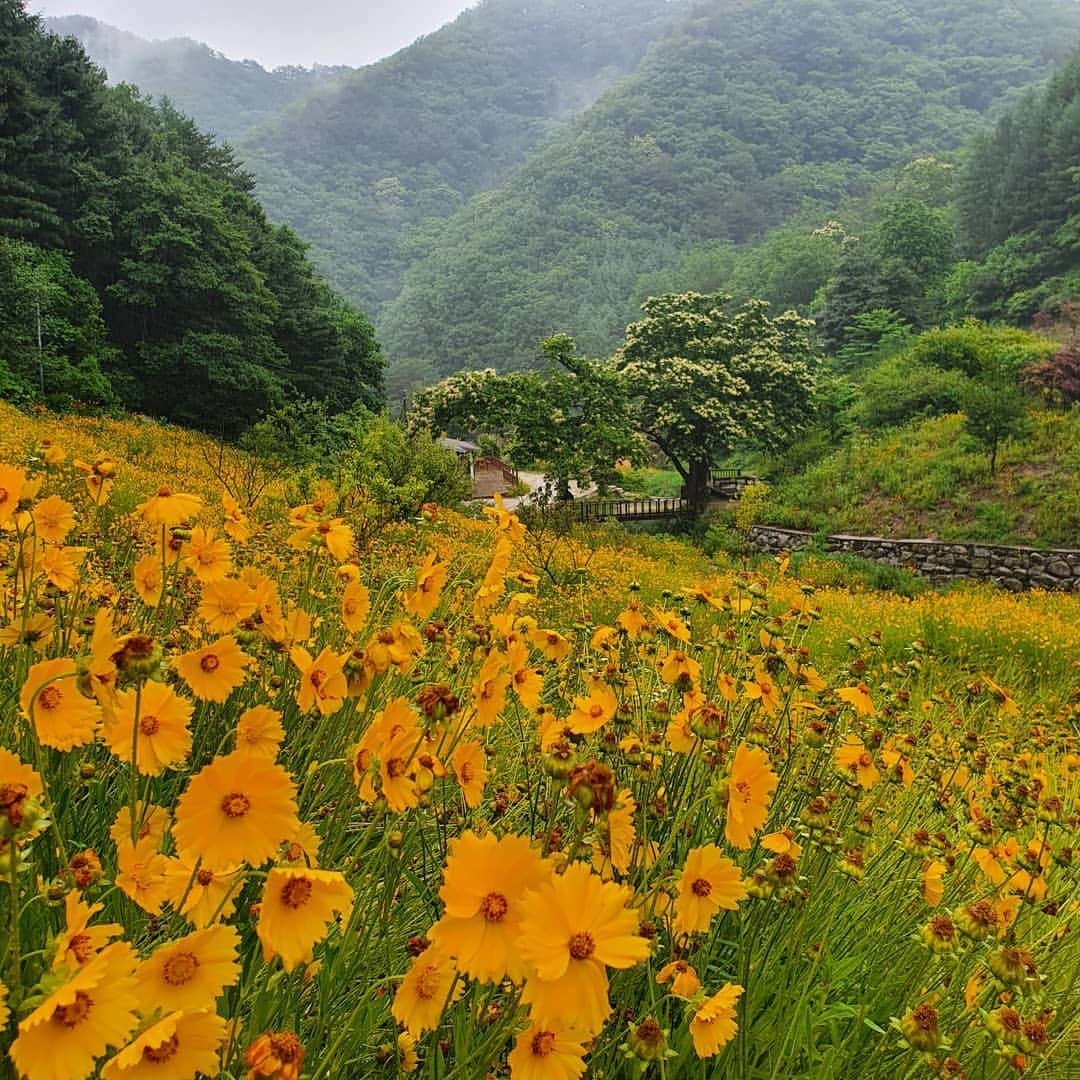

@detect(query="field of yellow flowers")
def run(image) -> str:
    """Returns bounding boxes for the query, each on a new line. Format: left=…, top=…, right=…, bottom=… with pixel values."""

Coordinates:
left=0, top=404, right=1077, bottom=1080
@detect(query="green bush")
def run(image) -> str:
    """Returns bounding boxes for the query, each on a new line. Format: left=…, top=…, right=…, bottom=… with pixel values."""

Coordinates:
left=852, top=355, right=971, bottom=428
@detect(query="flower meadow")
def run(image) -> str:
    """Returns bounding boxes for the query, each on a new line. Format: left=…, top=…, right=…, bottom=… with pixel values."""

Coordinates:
left=0, top=408, right=1077, bottom=1080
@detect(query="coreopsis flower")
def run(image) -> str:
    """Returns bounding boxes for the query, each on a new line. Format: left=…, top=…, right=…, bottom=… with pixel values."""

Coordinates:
left=651, top=606, right=691, bottom=642
left=164, top=857, right=243, bottom=928
left=0, top=610, right=54, bottom=650
left=69, top=849, right=104, bottom=890
left=518, top=862, right=650, bottom=1036
left=291, top=645, right=348, bottom=716
left=923, top=860, right=947, bottom=907
left=742, top=669, right=782, bottom=716
left=507, top=1023, right=587, bottom=1080
left=403, top=551, right=448, bottom=619
left=20, top=657, right=101, bottom=750
left=132, top=554, right=164, bottom=606
left=471, top=649, right=510, bottom=727
left=392, top=947, right=459, bottom=1037
left=110, top=804, right=168, bottom=851
left=137, top=487, right=201, bottom=527
left=245, top=1031, right=305, bottom=1080
left=397, top=1030, right=419, bottom=1073
left=674, top=844, right=748, bottom=935
left=236, top=706, right=285, bottom=758
left=838, top=682, right=875, bottom=717
left=11, top=942, right=140, bottom=1080
left=0, top=464, right=30, bottom=523
left=197, top=578, right=259, bottom=633
left=507, top=643, right=543, bottom=710
left=101, top=1009, right=227, bottom=1080
left=174, top=636, right=250, bottom=703
left=689, top=983, right=744, bottom=1058
left=341, top=580, right=371, bottom=634
left=116, top=836, right=171, bottom=913
left=32, top=493, right=75, bottom=543
left=0, top=979, right=8, bottom=1027
left=656, top=959, right=701, bottom=998
left=366, top=622, right=424, bottom=674
left=899, top=1002, right=943, bottom=1052
left=660, top=648, right=701, bottom=686
left=530, top=628, right=570, bottom=662
left=616, top=600, right=649, bottom=638
left=567, top=681, right=618, bottom=736
left=835, top=737, right=880, bottom=789
left=181, top=525, right=232, bottom=582
left=136, top=924, right=240, bottom=1012
left=725, top=743, right=778, bottom=850
left=73, top=454, right=116, bottom=503
left=0, top=746, right=43, bottom=834
left=593, top=788, right=637, bottom=878
left=289, top=515, right=354, bottom=561
left=428, top=831, right=549, bottom=983
left=52, top=892, right=123, bottom=972
left=40, top=544, right=84, bottom=591
left=378, top=729, right=422, bottom=813
left=257, top=867, right=354, bottom=972
left=222, top=491, right=251, bottom=543
left=103, top=680, right=193, bottom=775
left=450, top=740, right=488, bottom=808
left=760, top=830, right=803, bottom=860
left=172, top=751, right=300, bottom=869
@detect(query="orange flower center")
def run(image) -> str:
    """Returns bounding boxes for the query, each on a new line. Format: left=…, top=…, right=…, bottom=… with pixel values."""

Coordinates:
left=479, top=892, right=509, bottom=922
left=568, top=931, right=595, bottom=960
left=200, top=654, right=220, bottom=673
left=0, top=487, right=8, bottom=504
left=691, top=877, right=712, bottom=897
left=734, top=779, right=753, bottom=803
left=221, top=792, right=251, bottom=818
left=67, top=932, right=94, bottom=964
left=281, top=877, right=314, bottom=909
left=38, top=685, right=63, bottom=710
left=157, top=487, right=171, bottom=497
left=52, top=990, right=93, bottom=1027
left=459, top=762, right=474, bottom=783
left=196, top=869, right=215, bottom=886
left=309, top=669, right=326, bottom=689
left=143, top=1034, right=181, bottom=1063
left=1000, top=1009, right=1021, bottom=1032
left=269, top=1032, right=303, bottom=1062
left=414, top=963, right=443, bottom=1000
left=858, top=752, right=873, bottom=768
left=589, top=705, right=604, bottom=719
left=140, top=715, right=160, bottom=736
left=912, top=1004, right=938, bottom=1030
left=531, top=1030, right=557, bottom=1057
left=385, top=758, right=406, bottom=779
left=931, top=916, right=956, bottom=941
left=162, top=951, right=199, bottom=985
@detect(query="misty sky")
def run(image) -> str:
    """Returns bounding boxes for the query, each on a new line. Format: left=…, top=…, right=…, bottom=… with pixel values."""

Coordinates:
left=35, top=1, right=478, bottom=68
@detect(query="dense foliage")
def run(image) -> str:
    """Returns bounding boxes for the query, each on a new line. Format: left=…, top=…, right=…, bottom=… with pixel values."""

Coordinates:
left=0, top=2, right=383, bottom=434
left=379, top=0, right=1080, bottom=375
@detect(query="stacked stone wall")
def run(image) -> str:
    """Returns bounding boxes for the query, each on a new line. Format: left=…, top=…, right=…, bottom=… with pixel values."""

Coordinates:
left=748, top=526, right=1080, bottom=591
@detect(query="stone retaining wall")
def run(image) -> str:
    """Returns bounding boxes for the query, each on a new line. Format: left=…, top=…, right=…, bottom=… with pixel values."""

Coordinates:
left=749, top=526, right=1080, bottom=591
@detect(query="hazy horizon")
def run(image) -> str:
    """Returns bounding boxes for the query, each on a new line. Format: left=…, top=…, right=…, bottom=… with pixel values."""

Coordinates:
left=35, top=0, right=478, bottom=68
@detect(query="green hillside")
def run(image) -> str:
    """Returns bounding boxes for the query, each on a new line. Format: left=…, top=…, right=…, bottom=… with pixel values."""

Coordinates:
left=44, top=15, right=351, bottom=143
left=240, top=0, right=690, bottom=312
left=379, top=0, right=1080, bottom=378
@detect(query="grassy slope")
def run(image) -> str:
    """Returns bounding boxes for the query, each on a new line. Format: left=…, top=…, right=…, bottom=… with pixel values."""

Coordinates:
left=762, top=410, right=1080, bottom=547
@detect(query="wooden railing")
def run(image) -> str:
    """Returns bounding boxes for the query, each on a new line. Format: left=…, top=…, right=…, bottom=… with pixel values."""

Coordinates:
left=575, top=497, right=692, bottom=523
left=708, top=470, right=756, bottom=498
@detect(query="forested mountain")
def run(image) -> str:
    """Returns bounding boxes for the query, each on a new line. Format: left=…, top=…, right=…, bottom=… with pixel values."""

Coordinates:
left=0, top=1, right=382, bottom=433
left=239, top=0, right=692, bottom=310
left=379, top=0, right=1080, bottom=377
left=44, top=15, right=352, bottom=143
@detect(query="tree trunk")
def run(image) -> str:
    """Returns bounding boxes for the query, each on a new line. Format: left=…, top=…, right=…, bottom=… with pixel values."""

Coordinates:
left=684, top=457, right=710, bottom=512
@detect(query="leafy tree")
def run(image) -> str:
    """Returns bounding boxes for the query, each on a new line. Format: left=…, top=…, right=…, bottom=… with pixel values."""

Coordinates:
left=614, top=293, right=817, bottom=508
left=961, top=380, right=1029, bottom=476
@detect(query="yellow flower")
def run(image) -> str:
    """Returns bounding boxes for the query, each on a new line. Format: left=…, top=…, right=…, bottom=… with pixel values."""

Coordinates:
left=838, top=682, right=876, bottom=717
left=656, top=959, right=701, bottom=999
left=222, top=491, right=251, bottom=542
left=102, top=1010, right=227, bottom=1080
left=256, top=867, right=354, bottom=972
left=172, top=751, right=299, bottom=869
left=402, top=550, right=448, bottom=619
left=0, top=745, right=43, bottom=833
left=507, top=1023, right=587, bottom=1080
left=235, top=705, right=285, bottom=758
left=174, top=636, right=250, bottom=703
left=290, top=645, right=348, bottom=716
left=136, top=924, right=240, bottom=1012
left=743, top=668, right=782, bottom=716
left=181, top=524, right=233, bottom=582
left=52, top=892, right=123, bottom=972
left=163, top=858, right=242, bottom=928
left=450, top=740, right=488, bottom=808
left=673, top=844, right=747, bottom=935
left=530, top=628, right=570, bottom=662
left=566, top=681, right=617, bottom=736
left=341, top=580, right=371, bottom=634
left=245, top=1030, right=305, bottom=1079
left=32, top=493, right=75, bottom=543
left=20, top=657, right=100, bottom=750
left=110, top=804, right=168, bottom=852
left=923, top=860, right=947, bottom=907
left=391, top=947, right=459, bottom=1037
left=835, top=736, right=880, bottom=789
left=471, top=649, right=510, bottom=728
left=197, top=577, right=259, bottom=633
left=429, top=831, right=550, bottom=983
left=0, top=463, right=27, bottom=523
left=518, top=862, right=650, bottom=1036
left=137, top=487, right=201, bottom=527
left=651, top=606, right=691, bottom=642
left=725, top=743, right=778, bottom=850
left=593, top=788, right=636, bottom=878
left=40, top=544, right=85, bottom=591
left=689, top=983, right=743, bottom=1057
left=11, top=942, right=140, bottom=1080
left=133, top=554, right=164, bottom=606
left=116, top=837, right=171, bottom=913
left=103, top=680, right=193, bottom=775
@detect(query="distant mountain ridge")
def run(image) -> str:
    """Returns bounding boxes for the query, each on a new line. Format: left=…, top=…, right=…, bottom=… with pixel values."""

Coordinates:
left=44, top=15, right=353, bottom=142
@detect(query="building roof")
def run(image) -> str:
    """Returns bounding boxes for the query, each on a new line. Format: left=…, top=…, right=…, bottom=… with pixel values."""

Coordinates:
left=439, top=436, right=480, bottom=454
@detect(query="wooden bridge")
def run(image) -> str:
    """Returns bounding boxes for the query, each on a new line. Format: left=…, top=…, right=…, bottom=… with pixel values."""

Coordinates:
left=574, top=471, right=757, bottom=524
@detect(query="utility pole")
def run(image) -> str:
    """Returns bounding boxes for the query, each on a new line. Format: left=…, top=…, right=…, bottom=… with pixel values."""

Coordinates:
left=35, top=294, right=44, bottom=396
